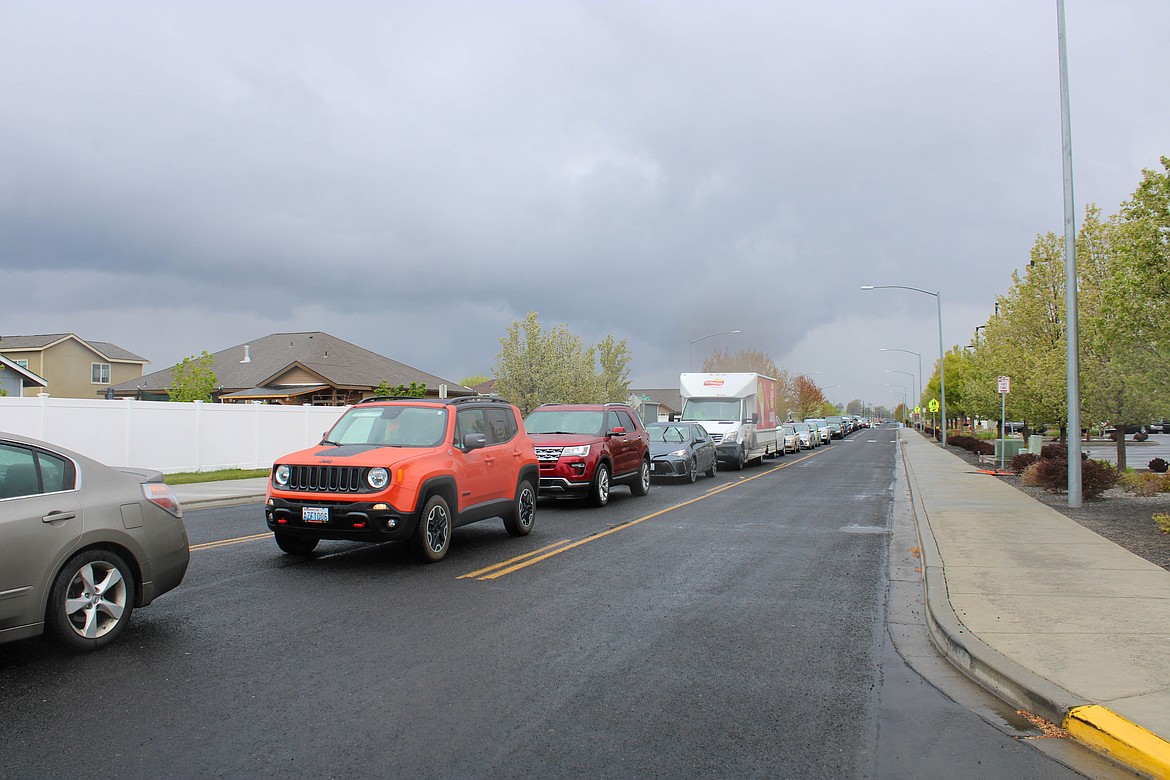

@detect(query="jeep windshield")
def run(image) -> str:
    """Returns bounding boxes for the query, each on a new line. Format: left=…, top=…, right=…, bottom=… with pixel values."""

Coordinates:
left=681, top=398, right=742, bottom=422
left=524, top=409, right=605, bottom=435
left=326, top=405, right=448, bottom=448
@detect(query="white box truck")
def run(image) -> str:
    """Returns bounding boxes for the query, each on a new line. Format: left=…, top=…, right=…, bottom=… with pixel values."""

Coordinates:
left=679, top=372, right=779, bottom=469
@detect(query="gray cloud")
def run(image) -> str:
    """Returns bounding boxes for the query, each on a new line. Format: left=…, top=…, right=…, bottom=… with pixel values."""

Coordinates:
left=2, top=1, right=1166, bottom=402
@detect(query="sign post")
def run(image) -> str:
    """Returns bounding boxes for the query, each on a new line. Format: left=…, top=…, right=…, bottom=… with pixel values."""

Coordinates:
left=998, top=376, right=1011, bottom=470
left=927, top=399, right=939, bottom=439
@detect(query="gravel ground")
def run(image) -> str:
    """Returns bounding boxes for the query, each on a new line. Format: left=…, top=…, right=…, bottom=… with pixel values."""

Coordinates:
left=938, top=438, right=1170, bottom=572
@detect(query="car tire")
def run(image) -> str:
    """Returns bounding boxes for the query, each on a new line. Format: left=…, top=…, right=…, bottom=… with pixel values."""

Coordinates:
left=413, top=494, right=452, bottom=563
left=504, top=479, right=536, bottom=537
left=735, top=447, right=745, bottom=470
left=275, top=531, right=319, bottom=556
left=589, top=463, right=611, bottom=507
left=686, top=457, right=697, bottom=483
left=631, top=458, right=651, bottom=496
left=45, top=548, right=136, bottom=652
left=706, top=456, right=717, bottom=478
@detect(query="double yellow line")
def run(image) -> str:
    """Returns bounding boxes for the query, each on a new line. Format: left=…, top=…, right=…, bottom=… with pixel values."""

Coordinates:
left=189, top=532, right=271, bottom=552
left=459, top=448, right=821, bottom=581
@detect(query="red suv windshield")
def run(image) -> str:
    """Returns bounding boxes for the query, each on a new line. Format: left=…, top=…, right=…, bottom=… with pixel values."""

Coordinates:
left=523, top=409, right=605, bottom=435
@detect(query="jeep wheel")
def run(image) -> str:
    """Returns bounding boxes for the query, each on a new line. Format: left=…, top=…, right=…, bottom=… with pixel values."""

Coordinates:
left=275, top=532, right=319, bottom=555
left=589, top=463, right=611, bottom=507
left=686, top=457, right=697, bottom=484
left=504, top=479, right=536, bottom=537
left=413, top=494, right=452, bottom=563
left=631, top=458, right=651, bottom=496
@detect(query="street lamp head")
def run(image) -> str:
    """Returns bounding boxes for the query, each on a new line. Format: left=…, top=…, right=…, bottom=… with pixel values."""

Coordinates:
left=860, top=285, right=874, bottom=290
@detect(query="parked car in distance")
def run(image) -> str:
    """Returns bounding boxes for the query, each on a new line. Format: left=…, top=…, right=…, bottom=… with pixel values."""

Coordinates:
left=792, top=422, right=815, bottom=449
left=779, top=424, right=799, bottom=454
left=265, top=396, right=539, bottom=564
left=0, top=432, right=189, bottom=651
left=646, top=421, right=717, bottom=483
left=524, top=403, right=651, bottom=506
left=804, top=418, right=831, bottom=445
left=825, top=415, right=845, bottom=439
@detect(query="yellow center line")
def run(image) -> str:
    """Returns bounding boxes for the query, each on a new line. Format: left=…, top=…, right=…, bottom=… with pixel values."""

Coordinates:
left=464, top=448, right=824, bottom=580
left=190, top=532, right=272, bottom=551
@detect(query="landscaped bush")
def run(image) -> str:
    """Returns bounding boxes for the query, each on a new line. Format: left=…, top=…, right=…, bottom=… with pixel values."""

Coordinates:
left=1040, top=443, right=1067, bottom=460
left=972, top=440, right=995, bottom=456
left=1119, top=471, right=1161, bottom=497
left=1011, top=452, right=1041, bottom=472
left=1021, top=458, right=1117, bottom=498
left=947, top=435, right=980, bottom=451
left=1148, top=457, right=1168, bottom=473
left=1134, top=431, right=1149, bottom=442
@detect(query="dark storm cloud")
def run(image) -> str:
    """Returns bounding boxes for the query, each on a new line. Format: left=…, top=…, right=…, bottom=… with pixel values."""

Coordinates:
left=1, top=2, right=1166, bottom=400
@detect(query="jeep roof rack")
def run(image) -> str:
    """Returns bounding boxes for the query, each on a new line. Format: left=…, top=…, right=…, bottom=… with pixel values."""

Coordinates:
left=356, top=395, right=437, bottom=404
left=448, top=396, right=513, bottom=407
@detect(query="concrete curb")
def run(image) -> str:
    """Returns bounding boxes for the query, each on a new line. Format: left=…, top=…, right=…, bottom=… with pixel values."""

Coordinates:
left=897, top=431, right=1170, bottom=779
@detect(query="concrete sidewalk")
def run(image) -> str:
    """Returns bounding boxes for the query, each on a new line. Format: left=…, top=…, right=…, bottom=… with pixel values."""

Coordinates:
left=171, top=477, right=269, bottom=510
left=899, top=429, right=1170, bottom=779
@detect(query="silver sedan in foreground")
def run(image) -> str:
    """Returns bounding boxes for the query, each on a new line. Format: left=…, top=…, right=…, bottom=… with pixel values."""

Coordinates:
left=0, top=432, right=189, bottom=651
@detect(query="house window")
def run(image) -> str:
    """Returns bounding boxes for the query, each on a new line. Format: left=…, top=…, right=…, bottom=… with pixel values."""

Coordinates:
left=92, top=363, right=111, bottom=384
left=16, top=359, right=28, bottom=369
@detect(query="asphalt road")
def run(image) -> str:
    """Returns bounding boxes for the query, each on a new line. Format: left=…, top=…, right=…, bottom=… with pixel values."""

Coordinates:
left=0, top=429, right=1128, bottom=778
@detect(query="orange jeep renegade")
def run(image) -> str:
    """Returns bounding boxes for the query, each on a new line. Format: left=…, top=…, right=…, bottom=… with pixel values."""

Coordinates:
left=265, top=396, right=538, bottom=563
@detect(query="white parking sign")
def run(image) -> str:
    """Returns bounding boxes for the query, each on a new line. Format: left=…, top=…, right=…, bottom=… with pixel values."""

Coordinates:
left=998, top=376, right=1011, bottom=394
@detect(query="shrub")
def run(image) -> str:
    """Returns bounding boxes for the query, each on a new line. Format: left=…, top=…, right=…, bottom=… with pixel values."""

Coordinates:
left=1040, top=443, right=1067, bottom=460
left=1134, top=431, right=1149, bottom=442
left=1021, top=458, right=1117, bottom=497
left=1148, top=457, right=1168, bottom=474
left=1081, top=460, right=1118, bottom=498
left=1160, top=474, right=1170, bottom=493
left=947, top=435, right=978, bottom=451
left=1155, top=513, right=1170, bottom=534
left=1120, top=472, right=1162, bottom=497
left=972, top=441, right=995, bottom=456
left=1011, top=452, right=1040, bottom=472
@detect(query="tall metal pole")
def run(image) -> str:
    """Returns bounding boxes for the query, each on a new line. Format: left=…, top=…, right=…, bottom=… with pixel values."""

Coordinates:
left=1058, top=0, right=1082, bottom=506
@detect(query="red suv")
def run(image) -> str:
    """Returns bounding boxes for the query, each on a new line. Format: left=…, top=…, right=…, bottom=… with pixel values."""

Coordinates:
left=523, top=403, right=651, bottom=507
left=265, top=396, right=539, bottom=563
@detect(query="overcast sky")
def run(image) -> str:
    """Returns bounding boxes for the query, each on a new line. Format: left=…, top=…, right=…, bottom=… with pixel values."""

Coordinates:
left=2, top=2, right=1167, bottom=408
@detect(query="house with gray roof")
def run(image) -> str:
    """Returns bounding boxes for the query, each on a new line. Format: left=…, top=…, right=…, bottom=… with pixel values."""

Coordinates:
left=109, top=331, right=474, bottom=405
left=0, top=334, right=148, bottom=398
left=0, top=354, right=48, bottom=397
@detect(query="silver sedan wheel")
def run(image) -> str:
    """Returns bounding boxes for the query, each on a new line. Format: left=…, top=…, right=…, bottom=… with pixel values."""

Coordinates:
left=65, top=560, right=128, bottom=640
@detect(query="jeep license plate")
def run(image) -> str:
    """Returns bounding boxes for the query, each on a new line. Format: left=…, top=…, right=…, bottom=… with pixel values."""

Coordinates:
left=302, top=506, right=330, bottom=524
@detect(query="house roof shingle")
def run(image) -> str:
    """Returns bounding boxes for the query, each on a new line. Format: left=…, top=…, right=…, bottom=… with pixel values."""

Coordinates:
left=111, top=332, right=473, bottom=396
left=0, top=333, right=147, bottom=363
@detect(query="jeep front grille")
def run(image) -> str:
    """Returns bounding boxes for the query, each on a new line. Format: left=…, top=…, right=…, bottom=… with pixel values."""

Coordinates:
left=284, top=465, right=371, bottom=493
left=534, top=447, right=564, bottom=462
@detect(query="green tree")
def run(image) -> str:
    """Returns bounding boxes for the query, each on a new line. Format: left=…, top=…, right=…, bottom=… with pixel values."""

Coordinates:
left=374, top=380, right=427, bottom=398
left=460, top=375, right=490, bottom=388
left=492, top=311, right=604, bottom=413
left=169, top=351, right=217, bottom=403
left=596, top=335, right=632, bottom=403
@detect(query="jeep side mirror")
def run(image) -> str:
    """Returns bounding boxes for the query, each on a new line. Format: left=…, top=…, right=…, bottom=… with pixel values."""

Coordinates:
left=463, top=433, right=488, bottom=451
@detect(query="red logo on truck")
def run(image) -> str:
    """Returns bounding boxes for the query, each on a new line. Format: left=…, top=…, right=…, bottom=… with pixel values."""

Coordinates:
left=703, top=379, right=725, bottom=388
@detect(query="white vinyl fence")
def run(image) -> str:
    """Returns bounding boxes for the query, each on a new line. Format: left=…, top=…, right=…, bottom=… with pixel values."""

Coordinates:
left=0, top=395, right=348, bottom=473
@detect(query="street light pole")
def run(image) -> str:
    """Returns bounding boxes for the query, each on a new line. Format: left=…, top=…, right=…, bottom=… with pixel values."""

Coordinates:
left=689, top=330, right=741, bottom=372
left=863, top=285, right=947, bottom=445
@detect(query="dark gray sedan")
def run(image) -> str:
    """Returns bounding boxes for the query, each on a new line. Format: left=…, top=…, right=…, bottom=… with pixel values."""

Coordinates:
left=646, top=422, right=717, bottom=483
left=0, top=432, right=189, bottom=651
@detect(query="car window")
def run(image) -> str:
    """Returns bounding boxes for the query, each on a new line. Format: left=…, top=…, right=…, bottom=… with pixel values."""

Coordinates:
left=0, top=444, right=41, bottom=499
left=455, top=408, right=488, bottom=450
left=616, top=410, right=637, bottom=432
left=524, top=409, right=604, bottom=435
left=607, top=411, right=622, bottom=433
left=332, top=406, right=448, bottom=448
left=484, top=407, right=516, bottom=445
left=37, top=451, right=74, bottom=493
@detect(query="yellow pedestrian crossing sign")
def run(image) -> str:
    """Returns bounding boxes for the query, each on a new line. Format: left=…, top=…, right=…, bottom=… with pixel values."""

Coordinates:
left=928, top=399, right=940, bottom=413
left=914, top=405, right=921, bottom=415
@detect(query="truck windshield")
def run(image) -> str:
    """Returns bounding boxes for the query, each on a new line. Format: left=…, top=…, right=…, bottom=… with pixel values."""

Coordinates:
left=682, top=398, right=742, bottom=422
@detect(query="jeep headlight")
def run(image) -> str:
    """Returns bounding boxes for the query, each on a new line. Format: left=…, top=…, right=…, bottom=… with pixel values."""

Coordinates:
left=561, top=445, right=591, bottom=457
left=367, top=467, right=390, bottom=490
left=274, top=464, right=290, bottom=487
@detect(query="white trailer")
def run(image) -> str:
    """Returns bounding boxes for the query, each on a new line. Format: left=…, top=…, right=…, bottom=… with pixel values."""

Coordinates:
left=679, top=372, right=779, bottom=469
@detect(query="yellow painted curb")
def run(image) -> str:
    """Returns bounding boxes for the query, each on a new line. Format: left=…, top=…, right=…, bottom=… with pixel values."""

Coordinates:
left=1064, top=705, right=1170, bottom=779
